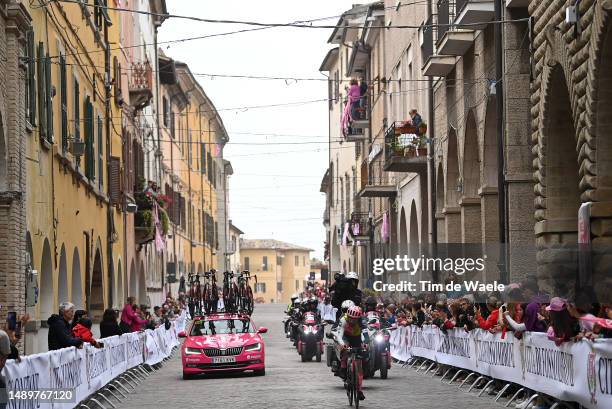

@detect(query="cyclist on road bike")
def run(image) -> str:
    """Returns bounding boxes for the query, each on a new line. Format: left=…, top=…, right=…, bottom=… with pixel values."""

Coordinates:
left=338, top=305, right=368, bottom=401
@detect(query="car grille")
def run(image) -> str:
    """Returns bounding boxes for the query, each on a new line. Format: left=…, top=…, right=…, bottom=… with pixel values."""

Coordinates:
left=203, top=347, right=243, bottom=356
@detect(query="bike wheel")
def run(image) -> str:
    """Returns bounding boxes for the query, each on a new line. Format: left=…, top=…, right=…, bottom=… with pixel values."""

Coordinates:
left=353, top=360, right=360, bottom=409
left=346, top=358, right=353, bottom=406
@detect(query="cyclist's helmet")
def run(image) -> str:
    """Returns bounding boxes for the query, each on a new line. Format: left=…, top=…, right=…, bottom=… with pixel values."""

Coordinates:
left=295, top=298, right=302, bottom=305
left=341, top=300, right=355, bottom=313
left=291, top=293, right=299, bottom=301
left=347, top=306, right=362, bottom=319
left=310, top=296, right=317, bottom=304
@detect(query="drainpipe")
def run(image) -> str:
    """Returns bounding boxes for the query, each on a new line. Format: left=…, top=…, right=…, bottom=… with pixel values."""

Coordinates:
left=494, top=0, right=508, bottom=283
left=104, top=19, right=114, bottom=308
left=427, top=0, right=438, bottom=284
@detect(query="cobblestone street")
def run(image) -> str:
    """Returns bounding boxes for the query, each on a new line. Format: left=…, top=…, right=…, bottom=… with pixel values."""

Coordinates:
left=114, top=304, right=503, bottom=409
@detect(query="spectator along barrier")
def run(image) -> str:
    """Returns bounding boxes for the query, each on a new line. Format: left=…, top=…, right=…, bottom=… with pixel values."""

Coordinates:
left=1, top=310, right=187, bottom=409
left=389, top=325, right=612, bottom=409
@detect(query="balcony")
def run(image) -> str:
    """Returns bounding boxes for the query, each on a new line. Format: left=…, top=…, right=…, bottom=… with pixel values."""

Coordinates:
left=505, top=0, right=528, bottom=7
left=129, top=61, right=153, bottom=111
left=134, top=189, right=169, bottom=246
left=384, top=122, right=428, bottom=173
left=455, top=0, right=494, bottom=28
left=358, top=173, right=397, bottom=197
left=436, top=1, right=475, bottom=56
left=349, top=211, right=372, bottom=243
left=421, top=13, right=457, bottom=77
left=343, top=97, right=369, bottom=142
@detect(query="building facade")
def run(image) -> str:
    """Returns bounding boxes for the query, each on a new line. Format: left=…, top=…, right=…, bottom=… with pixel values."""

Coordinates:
left=240, top=239, right=313, bottom=304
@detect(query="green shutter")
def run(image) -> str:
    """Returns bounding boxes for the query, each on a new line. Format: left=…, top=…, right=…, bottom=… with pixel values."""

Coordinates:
left=84, top=96, right=94, bottom=180
left=98, top=116, right=103, bottom=189
left=60, top=55, right=68, bottom=151
left=45, top=54, right=53, bottom=143
left=37, top=42, right=46, bottom=140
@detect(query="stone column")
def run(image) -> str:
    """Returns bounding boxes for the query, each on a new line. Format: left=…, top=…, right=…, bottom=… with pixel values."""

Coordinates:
left=443, top=206, right=461, bottom=243
left=460, top=197, right=482, bottom=243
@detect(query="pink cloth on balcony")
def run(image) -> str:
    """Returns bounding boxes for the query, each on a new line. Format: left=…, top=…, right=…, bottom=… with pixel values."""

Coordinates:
left=381, top=212, right=389, bottom=243
left=342, top=222, right=351, bottom=246
left=340, top=85, right=362, bottom=137
left=154, top=203, right=165, bottom=253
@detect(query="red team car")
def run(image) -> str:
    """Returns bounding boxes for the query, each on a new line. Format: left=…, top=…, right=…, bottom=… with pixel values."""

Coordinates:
left=180, top=313, right=267, bottom=379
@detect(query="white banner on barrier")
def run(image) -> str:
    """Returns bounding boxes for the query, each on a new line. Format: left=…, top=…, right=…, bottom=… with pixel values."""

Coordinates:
left=1, top=312, right=182, bottom=409
left=390, top=325, right=612, bottom=409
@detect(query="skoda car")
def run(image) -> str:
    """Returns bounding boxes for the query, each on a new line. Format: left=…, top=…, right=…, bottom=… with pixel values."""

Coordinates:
left=180, top=313, right=267, bottom=379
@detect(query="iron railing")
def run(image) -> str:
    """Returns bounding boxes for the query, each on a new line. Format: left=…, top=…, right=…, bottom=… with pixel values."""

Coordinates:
left=384, top=122, right=427, bottom=162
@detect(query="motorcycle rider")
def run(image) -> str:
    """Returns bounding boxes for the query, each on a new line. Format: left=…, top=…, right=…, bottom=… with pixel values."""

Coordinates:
left=338, top=305, right=368, bottom=401
left=330, top=272, right=363, bottom=323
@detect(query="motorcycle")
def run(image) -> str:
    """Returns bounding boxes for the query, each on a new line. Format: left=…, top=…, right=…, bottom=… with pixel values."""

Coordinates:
left=296, top=312, right=325, bottom=362
left=282, top=311, right=295, bottom=339
left=363, top=313, right=396, bottom=379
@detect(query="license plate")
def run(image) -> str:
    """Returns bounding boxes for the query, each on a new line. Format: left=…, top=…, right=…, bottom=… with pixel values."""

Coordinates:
left=212, top=356, right=236, bottom=364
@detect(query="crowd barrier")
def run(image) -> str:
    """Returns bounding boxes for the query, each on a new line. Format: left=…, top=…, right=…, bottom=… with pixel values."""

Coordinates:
left=1, top=310, right=187, bottom=409
left=389, top=325, right=612, bottom=409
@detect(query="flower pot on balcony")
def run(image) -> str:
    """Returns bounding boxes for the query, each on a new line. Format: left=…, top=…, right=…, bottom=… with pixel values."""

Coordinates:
left=405, top=147, right=428, bottom=158
left=134, top=210, right=155, bottom=244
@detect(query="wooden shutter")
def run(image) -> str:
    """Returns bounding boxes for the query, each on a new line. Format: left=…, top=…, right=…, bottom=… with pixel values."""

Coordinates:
left=27, top=30, right=36, bottom=126
left=37, top=42, right=46, bottom=140
left=97, top=116, right=103, bottom=189
left=200, top=143, right=206, bottom=174
left=45, top=53, right=53, bottom=143
left=84, top=96, right=94, bottom=180
left=60, top=54, right=68, bottom=151
left=109, top=156, right=121, bottom=204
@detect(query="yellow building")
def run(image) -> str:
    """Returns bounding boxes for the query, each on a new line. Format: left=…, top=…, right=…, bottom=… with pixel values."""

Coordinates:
left=159, top=56, right=228, bottom=295
left=240, top=239, right=313, bottom=304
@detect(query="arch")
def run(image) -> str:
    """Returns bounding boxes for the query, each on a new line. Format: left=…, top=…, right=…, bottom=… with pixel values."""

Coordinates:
left=129, top=259, right=137, bottom=300
left=446, top=129, right=460, bottom=206
left=483, top=97, right=498, bottom=188
left=138, top=260, right=146, bottom=304
left=25, top=232, right=34, bottom=270
left=594, top=21, right=612, bottom=200
left=409, top=200, right=419, bottom=244
left=436, top=163, right=445, bottom=212
left=462, top=110, right=480, bottom=197
left=40, top=239, right=54, bottom=319
left=541, top=65, right=580, bottom=223
left=90, top=247, right=104, bottom=320
left=71, top=248, right=83, bottom=309
left=58, top=245, right=68, bottom=304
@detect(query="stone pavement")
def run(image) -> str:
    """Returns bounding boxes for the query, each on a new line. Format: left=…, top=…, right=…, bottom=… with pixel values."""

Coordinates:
left=114, top=304, right=505, bottom=409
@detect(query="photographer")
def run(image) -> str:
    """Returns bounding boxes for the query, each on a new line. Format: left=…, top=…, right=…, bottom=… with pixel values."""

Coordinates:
left=330, top=272, right=362, bottom=322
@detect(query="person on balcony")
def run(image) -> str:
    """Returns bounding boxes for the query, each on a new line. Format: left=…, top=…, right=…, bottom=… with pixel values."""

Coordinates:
left=409, top=109, right=422, bottom=130
left=348, top=79, right=361, bottom=121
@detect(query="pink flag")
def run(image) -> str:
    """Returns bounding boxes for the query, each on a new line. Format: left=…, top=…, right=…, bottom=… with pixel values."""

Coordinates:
left=153, top=203, right=166, bottom=253
left=381, top=212, right=389, bottom=243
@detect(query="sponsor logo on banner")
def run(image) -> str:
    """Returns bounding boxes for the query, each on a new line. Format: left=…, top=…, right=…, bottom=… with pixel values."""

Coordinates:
left=51, top=353, right=83, bottom=390
left=524, top=345, right=574, bottom=386
left=475, top=339, right=515, bottom=367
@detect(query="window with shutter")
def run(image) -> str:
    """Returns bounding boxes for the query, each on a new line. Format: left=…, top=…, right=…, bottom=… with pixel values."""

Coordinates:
left=200, top=143, right=206, bottom=174
left=109, top=156, right=121, bottom=204
left=97, top=116, right=103, bottom=189
left=26, top=30, right=36, bottom=126
left=60, top=54, right=68, bottom=151
left=84, top=96, right=94, bottom=180
left=45, top=53, right=53, bottom=143
left=37, top=42, right=47, bottom=141
left=74, top=78, right=80, bottom=166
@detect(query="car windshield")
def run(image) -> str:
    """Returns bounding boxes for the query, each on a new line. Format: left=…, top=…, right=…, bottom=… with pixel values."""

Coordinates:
left=190, top=319, right=254, bottom=336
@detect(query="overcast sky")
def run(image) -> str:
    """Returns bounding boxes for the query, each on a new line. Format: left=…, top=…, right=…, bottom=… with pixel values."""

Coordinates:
left=159, top=1, right=367, bottom=260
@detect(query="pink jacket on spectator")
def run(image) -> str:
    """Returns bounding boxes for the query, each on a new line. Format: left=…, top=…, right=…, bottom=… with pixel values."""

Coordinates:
left=121, top=304, right=146, bottom=332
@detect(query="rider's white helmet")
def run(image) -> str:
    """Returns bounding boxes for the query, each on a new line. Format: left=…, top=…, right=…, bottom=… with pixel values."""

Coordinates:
left=346, top=271, right=359, bottom=280
left=291, top=293, right=299, bottom=299
left=341, top=300, right=355, bottom=310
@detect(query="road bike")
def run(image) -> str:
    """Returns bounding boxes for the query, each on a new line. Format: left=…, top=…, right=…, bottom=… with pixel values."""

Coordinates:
left=187, top=272, right=203, bottom=316
left=345, top=347, right=364, bottom=408
left=237, top=270, right=257, bottom=315
left=222, top=271, right=239, bottom=313
left=202, top=269, right=219, bottom=314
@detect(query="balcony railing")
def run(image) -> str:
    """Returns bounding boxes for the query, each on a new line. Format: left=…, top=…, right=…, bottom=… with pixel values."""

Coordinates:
left=129, top=61, right=153, bottom=111
left=342, top=96, right=369, bottom=142
left=437, top=0, right=451, bottom=45
left=350, top=211, right=371, bottom=242
left=421, top=15, right=434, bottom=62
left=384, top=121, right=428, bottom=173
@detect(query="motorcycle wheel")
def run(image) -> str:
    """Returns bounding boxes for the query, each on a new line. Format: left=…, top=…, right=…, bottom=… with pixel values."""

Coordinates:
left=380, top=361, right=388, bottom=379
left=326, top=345, right=334, bottom=367
left=301, top=350, right=307, bottom=362
left=316, top=348, right=321, bottom=362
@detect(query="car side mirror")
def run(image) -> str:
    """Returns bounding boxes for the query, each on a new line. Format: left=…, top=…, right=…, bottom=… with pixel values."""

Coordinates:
left=258, top=327, right=268, bottom=334
left=178, top=331, right=186, bottom=338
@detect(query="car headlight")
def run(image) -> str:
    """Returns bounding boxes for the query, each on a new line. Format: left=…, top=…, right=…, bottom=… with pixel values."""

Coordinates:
left=375, top=334, right=385, bottom=343
left=185, top=347, right=202, bottom=355
left=245, top=343, right=261, bottom=351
